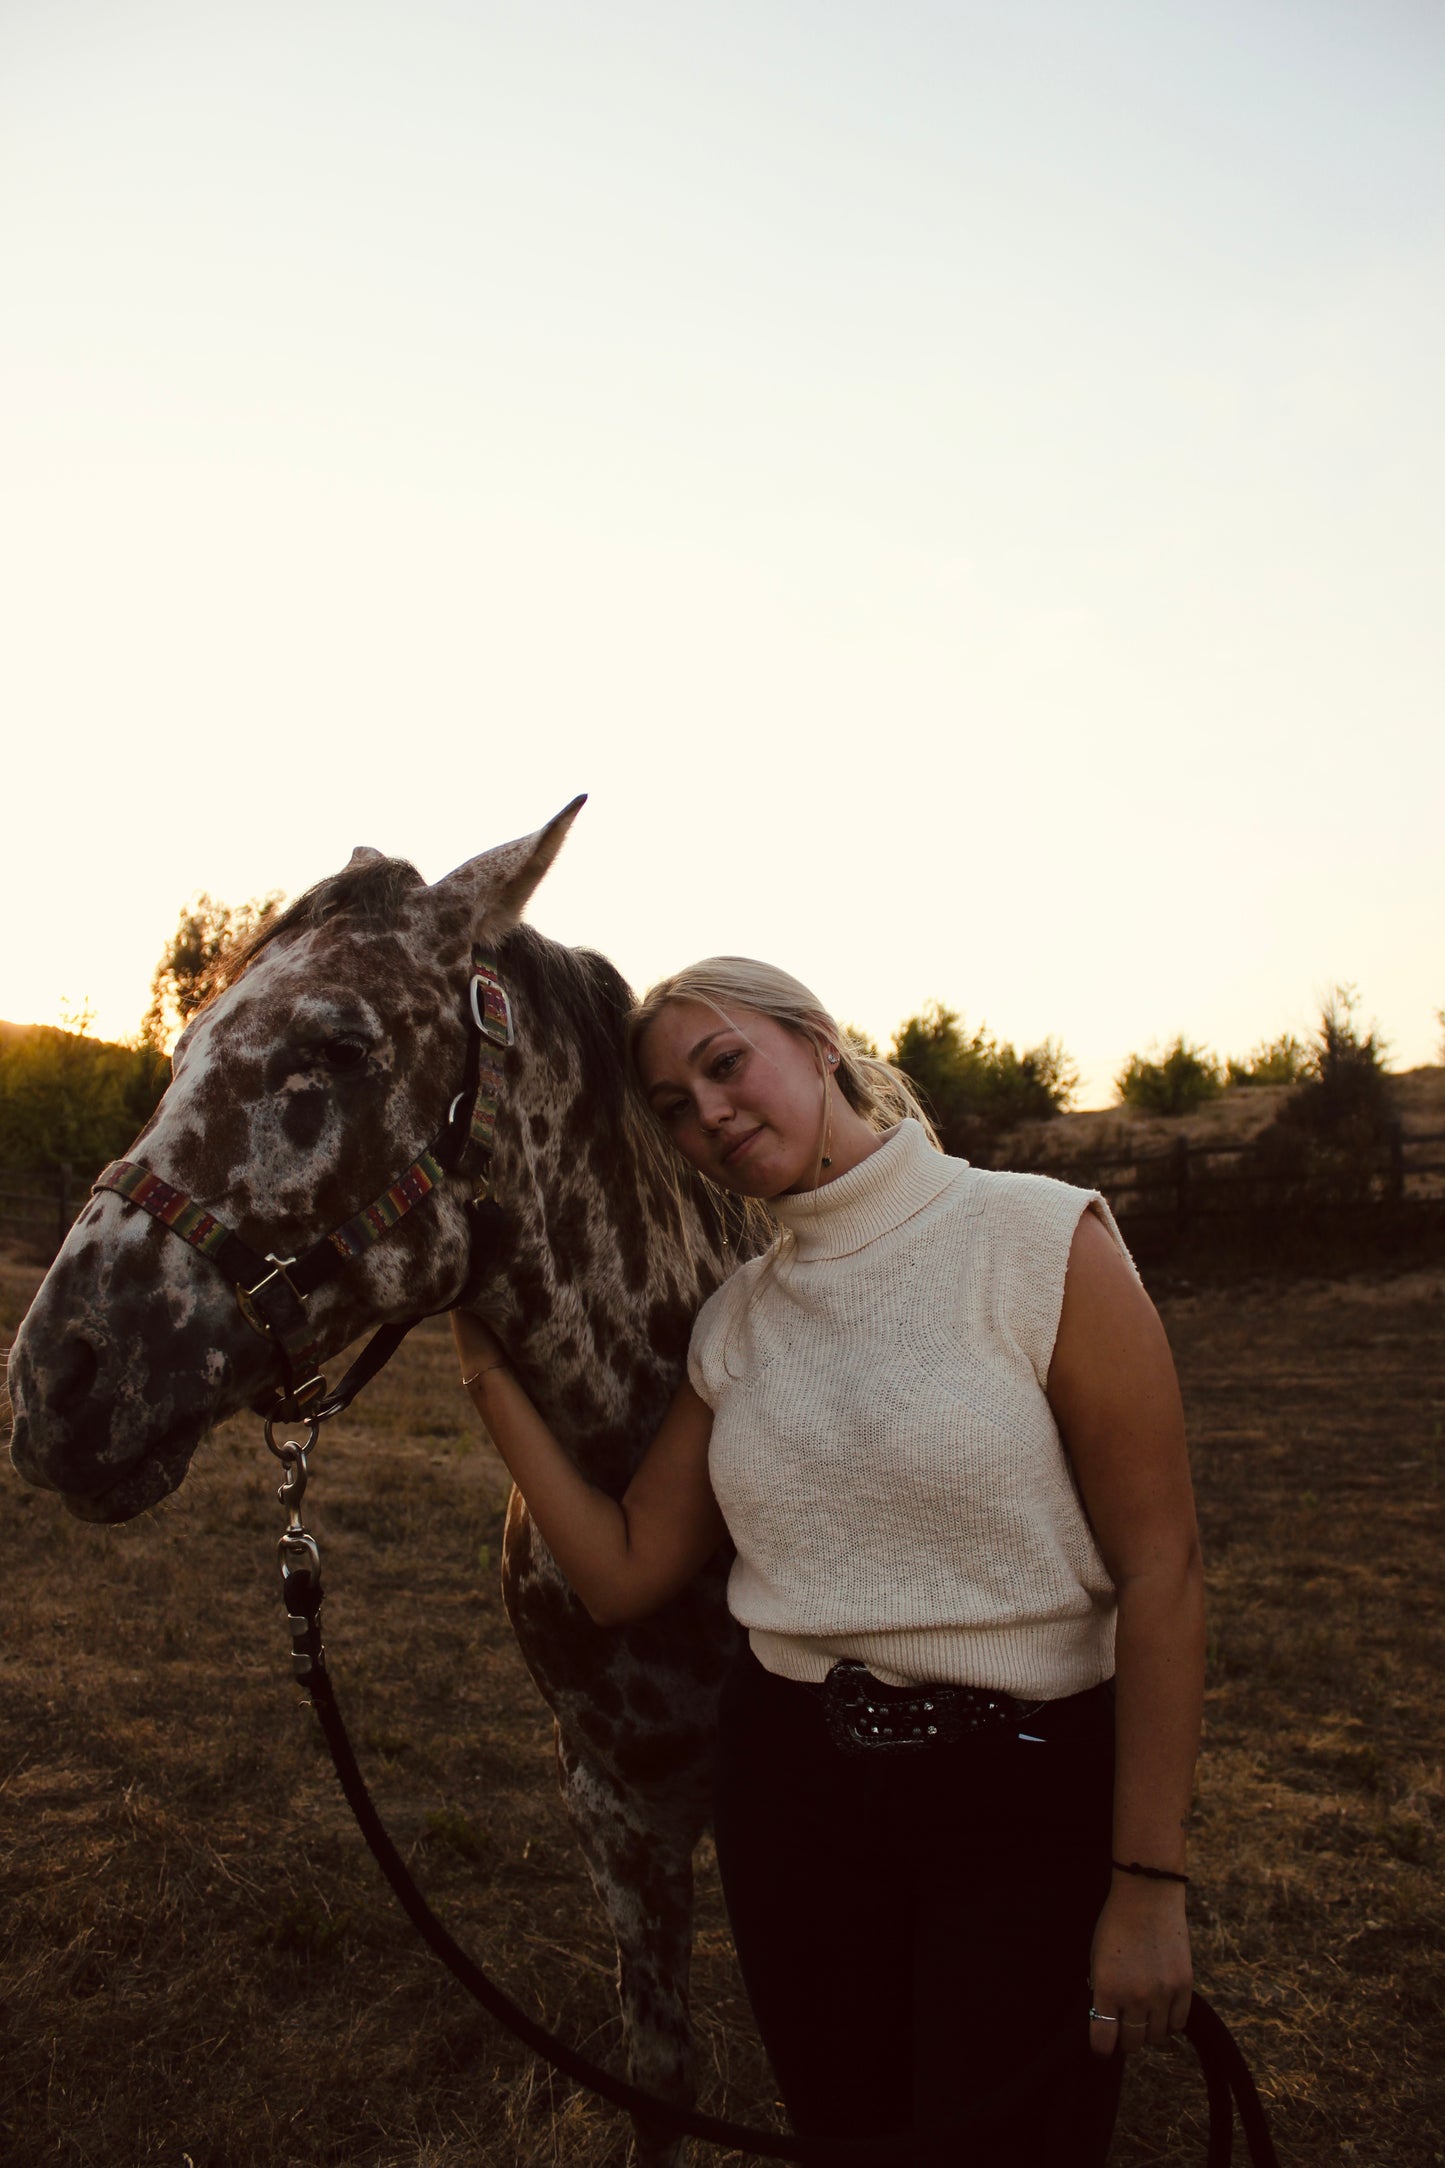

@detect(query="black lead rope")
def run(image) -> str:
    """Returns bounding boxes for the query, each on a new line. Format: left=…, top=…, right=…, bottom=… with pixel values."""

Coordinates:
left=275, top=1513, right=1280, bottom=2167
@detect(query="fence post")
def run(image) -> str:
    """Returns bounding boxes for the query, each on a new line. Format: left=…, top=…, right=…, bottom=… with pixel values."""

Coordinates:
left=57, top=1163, right=71, bottom=1253
left=1173, top=1134, right=1190, bottom=1242
left=1387, top=1120, right=1405, bottom=1209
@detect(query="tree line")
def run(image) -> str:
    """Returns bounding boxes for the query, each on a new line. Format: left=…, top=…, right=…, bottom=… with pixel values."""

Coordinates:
left=871, top=986, right=1402, bottom=1159
left=0, top=895, right=1431, bottom=1178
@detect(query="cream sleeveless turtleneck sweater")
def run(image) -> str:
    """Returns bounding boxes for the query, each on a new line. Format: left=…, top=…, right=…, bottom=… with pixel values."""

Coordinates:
left=687, top=1119, right=1136, bottom=1699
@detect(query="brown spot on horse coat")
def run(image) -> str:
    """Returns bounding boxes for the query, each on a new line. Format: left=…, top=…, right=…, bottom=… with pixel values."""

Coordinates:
left=281, top=1091, right=328, bottom=1152
left=547, top=1190, right=593, bottom=1284
left=646, top=1300, right=692, bottom=1365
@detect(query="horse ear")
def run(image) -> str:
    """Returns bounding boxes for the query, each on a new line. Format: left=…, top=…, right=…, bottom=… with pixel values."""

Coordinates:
left=347, top=845, right=388, bottom=868
left=429, top=795, right=587, bottom=938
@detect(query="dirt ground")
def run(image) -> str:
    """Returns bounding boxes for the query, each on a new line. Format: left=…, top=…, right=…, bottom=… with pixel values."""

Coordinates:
left=2, top=1248, right=1442, bottom=2167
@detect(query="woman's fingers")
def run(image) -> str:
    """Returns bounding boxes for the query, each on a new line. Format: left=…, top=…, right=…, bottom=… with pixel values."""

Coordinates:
left=1088, top=2004, right=1122, bottom=2058
left=1090, top=1994, right=1189, bottom=2055
left=451, top=1309, right=507, bottom=1377
left=1169, top=1984, right=1195, bottom=2037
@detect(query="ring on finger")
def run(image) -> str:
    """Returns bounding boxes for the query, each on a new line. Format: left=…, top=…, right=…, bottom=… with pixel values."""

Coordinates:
left=1087, top=2008, right=1118, bottom=2024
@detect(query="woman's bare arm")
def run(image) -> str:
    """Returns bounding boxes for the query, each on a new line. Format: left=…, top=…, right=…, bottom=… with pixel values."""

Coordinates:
left=1046, top=1207, right=1206, bottom=2056
left=452, top=1312, right=726, bottom=1626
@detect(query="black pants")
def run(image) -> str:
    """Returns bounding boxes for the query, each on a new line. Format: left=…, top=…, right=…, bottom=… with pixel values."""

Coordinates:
left=713, top=1648, right=1124, bottom=2167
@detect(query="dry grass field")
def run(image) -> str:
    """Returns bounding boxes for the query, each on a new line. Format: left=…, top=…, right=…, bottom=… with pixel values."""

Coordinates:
left=2, top=1243, right=1442, bottom=2168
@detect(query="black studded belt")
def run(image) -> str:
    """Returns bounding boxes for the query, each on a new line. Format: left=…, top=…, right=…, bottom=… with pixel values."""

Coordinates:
left=819, top=1658, right=1045, bottom=1753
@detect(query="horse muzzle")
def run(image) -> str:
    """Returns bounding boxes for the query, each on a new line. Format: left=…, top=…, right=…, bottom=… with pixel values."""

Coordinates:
left=6, top=1280, right=224, bottom=1522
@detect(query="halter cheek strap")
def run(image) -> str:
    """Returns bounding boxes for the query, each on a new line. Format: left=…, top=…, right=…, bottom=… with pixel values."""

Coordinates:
left=92, top=948, right=514, bottom=1416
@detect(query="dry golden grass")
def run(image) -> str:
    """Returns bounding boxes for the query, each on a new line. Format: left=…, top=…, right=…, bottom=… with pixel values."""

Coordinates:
left=2, top=1248, right=1442, bottom=2167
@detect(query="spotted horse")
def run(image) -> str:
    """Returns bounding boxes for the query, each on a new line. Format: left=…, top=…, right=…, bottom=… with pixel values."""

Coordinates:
left=6, top=800, right=746, bottom=2163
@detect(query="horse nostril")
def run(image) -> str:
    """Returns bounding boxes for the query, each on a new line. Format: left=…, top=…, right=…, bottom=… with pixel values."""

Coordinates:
left=49, top=1334, right=101, bottom=1418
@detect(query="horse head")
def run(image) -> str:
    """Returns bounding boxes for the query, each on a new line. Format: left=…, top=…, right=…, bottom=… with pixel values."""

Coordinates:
left=7, top=798, right=585, bottom=1522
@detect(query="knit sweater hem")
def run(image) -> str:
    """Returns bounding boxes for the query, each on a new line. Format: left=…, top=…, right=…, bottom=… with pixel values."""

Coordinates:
left=749, top=1615, right=1116, bottom=1701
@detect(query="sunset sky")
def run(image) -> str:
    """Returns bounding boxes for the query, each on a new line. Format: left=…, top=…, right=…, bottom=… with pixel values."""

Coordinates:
left=2, top=0, right=1441, bottom=1105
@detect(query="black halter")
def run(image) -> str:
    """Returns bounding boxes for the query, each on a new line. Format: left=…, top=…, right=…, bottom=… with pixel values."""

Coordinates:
left=92, top=949, right=514, bottom=1421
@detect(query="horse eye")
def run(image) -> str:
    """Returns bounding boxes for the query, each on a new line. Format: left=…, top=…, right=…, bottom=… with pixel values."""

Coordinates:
left=322, top=1038, right=368, bottom=1073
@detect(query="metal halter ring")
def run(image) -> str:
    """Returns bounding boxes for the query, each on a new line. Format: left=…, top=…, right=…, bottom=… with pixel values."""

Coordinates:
left=264, top=1411, right=322, bottom=1462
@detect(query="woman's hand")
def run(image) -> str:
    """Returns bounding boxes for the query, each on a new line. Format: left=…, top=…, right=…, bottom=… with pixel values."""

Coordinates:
left=451, top=1310, right=510, bottom=1384
left=1088, top=1876, right=1192, bottom=2057
left=446, top=1311, right=725, bottom=1626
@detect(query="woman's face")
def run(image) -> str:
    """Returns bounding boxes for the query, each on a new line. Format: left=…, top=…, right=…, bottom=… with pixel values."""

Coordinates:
left=635, top=999, right=830, bottom=1198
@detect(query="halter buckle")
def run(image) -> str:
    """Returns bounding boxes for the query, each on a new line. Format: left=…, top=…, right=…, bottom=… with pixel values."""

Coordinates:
left=237, top=1254, right=310, bottom=1344
left=470, top=971, right=515, bottom=1047
left=250, top=1253, right=305, bottom=1302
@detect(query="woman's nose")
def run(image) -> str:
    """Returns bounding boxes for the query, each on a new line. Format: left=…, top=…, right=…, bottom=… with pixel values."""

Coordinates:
left=695, top=1084, right=733, bottom=1129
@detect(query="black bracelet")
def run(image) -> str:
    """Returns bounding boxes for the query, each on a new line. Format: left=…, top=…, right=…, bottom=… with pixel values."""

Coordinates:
left=1112, top=1857, right=1189, bottom=1885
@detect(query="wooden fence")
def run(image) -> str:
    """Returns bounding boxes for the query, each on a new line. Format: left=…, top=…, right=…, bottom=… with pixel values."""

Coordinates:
left=5, top=1124, right=1445, bottom=1273
left=1003, top=1120, right=1445, bottom=1270
left=0, top=1164, right=83, bottom=1259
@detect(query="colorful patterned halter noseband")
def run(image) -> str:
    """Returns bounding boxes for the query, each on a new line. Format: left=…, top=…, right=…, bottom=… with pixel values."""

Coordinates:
left=92, top=949, right=514, bottom=1416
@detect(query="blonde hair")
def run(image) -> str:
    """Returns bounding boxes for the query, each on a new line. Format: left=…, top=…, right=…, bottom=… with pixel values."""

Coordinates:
left=626, top=956, right=941, bottom=1257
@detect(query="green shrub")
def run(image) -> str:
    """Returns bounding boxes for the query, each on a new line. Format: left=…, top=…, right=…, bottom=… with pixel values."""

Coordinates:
left=1279, top=986, right=1392, bottom=1145
left=1226, top=1034, right=1314, bottom=1087
left=0, top=1024, right=168, bottom=1176
left=1246, top=989, right=1395, bottom=1215
left=1115, top=1037, right=1225, bottom=1117
left=889, top=1003, right=1077, bottom=1152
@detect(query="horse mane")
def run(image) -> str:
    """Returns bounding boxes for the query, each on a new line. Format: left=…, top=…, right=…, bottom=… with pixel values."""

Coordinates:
left=501, top=925, right=631, bottom=1070
left=219, top=858, right=426, bottom=991
left=501, top=926, right=745, bottom=1275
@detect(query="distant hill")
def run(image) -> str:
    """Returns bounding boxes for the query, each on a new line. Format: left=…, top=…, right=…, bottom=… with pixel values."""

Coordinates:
left=990, top=1064, right=1445, bottom=1173
left=0, top=1018, right=137, bottom=1053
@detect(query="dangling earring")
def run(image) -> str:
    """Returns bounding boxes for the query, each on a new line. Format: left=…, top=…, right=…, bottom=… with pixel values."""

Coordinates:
left=820, top=1049, right=837, bottom=1169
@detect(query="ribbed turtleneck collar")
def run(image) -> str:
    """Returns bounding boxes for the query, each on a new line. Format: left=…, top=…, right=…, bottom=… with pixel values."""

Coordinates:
left=768, top=1118, right=965, bottom=1261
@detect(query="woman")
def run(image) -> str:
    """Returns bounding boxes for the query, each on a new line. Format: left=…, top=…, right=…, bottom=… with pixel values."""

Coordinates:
left=452, top=958, right=1203, bottom=2164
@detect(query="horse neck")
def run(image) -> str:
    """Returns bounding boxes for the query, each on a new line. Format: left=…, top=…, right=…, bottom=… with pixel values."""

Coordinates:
left=489, top=929, right=725, bottom=1490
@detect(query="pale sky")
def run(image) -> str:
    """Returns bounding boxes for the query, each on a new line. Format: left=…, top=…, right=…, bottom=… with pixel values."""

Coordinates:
left=2, top=0, right=1441, bottom=1105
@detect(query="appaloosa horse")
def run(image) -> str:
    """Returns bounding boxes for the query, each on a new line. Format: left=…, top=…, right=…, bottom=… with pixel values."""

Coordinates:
left=7, top=801, right=743, bottom=2159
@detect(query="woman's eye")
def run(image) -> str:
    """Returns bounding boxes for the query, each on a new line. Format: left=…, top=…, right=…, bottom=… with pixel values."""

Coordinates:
left=711, top=1049, right=742, bottom=1077
left=321, top=1039, right=368, bottom=1073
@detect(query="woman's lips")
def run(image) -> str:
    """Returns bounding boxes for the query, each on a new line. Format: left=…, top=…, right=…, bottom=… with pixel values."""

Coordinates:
left=722, top=1127, right=764, bottom=1165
